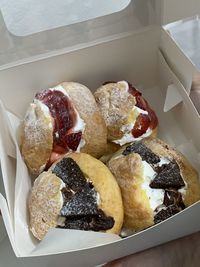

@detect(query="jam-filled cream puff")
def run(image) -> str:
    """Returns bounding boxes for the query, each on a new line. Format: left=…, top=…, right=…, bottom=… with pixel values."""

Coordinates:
left=94, top=81, right=158, bottom=148
left=29, top=153, right=124, bottom=240
left=108, top=138, right=200, bottom=235
left=21, top=82, right=107, bottom=174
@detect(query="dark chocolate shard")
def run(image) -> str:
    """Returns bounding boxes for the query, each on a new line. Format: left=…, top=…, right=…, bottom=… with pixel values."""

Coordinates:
left=59, top=216, right=91, bottom=230
left=60, top=184, right=99, bottom=217
left=88, top=210, right=115, bottom=231
left=52, top=158, right=87, bottom=192
left=150, top=161, right=185, bottom=189
left=163, top=189, right=185, bottom=209
left=53, top=157, right=115, bottom=232
left=122, top=142, right=160, bottom=164
left=154, top=205, right=182, bottom=224
left=58, top=210, right=114, bottom=231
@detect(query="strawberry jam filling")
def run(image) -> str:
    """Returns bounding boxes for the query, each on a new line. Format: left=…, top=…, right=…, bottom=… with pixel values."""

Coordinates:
left=128, top=82, right=158, bottom=138
left=36, top=89, right=82, bottom=166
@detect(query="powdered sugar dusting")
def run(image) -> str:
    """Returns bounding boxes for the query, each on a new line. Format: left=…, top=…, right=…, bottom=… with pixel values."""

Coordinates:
left=23, top=100, right=53, bottom=147
left=117, top=81, right=129, bottom=92
left=29, top=172, right=65, bottom=240
left=94, top=82, right=136, bottom=128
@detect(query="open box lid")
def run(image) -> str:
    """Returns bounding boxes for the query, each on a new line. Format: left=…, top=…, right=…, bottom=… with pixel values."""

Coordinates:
left=1, top=0, right=200, bottom=68
left=0, top=0, right=164, bottom=67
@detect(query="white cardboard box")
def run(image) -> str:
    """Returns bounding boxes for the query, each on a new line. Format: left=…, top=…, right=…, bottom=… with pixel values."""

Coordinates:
left=0, top=1, right=200, bottom=266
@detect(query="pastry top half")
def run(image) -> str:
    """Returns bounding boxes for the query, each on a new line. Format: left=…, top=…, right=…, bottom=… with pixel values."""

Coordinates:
left=29, top=152, right=124, bottom=240
left=21, top=82, right=107, bottom=175
left=94, top=81, right=158, bottom=146
left=108, top=138, right=200, bottom=232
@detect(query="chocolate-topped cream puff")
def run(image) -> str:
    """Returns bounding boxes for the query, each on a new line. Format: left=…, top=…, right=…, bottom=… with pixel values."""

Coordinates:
left=21, top=82, right=107, bottom=174
left=108, top=138, right=200, bottom=235
left=94, top=81, right=158, bottom=148
left=29, top=153, right=124, bottom=240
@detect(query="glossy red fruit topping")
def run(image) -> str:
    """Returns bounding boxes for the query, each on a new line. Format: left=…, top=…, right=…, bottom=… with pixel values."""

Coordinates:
left=148, top=108, right=158, bottom=129
left=36, top=89, right=82, bottom=156
left=128, top=82, right=158, bottom=134
left=65, top=132, right=82, bottom=151
left=128, top=82, right=142, bottom=97
left=132, top=114, right=151, bottom=138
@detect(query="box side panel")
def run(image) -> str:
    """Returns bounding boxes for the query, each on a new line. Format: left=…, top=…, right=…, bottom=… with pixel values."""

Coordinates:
left=0, top=27, right=160, bottom=117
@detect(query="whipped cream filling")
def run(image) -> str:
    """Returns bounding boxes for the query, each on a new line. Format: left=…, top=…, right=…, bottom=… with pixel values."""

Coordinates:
left=142, top=161, right=165, bottom=211
left=158, top=157, right=170, bottom=166
left=96, top=192, right=101, bottom=205
left=113, top=106, right=151, bottom=146
left=114, top=127, right=152, bottom=146
left=142, top=157, right=187, bottom=211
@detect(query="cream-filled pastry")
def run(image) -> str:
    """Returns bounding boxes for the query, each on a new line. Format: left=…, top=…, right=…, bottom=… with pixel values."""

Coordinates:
left=21, top=82, right=107, bottom=174
left=29, top=153, right=124, bottom=240
left=108, top=138, right=200, bottom=235
left=94, top=81, right=158, bottom=150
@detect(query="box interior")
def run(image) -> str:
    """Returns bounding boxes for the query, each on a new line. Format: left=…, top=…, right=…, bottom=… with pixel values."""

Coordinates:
left=0, top=25, right=200, bottom=265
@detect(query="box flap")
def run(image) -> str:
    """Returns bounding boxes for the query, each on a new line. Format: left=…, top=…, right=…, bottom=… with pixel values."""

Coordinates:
left=0, top=0, right=161, bottom=67
left=0, top=0, right=131, bottom=36
left=164, top=16, right=200, bottom=72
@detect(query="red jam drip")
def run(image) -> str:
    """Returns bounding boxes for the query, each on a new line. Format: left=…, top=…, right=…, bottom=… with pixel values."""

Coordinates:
left=36, top=89, right=82, bottom=157
left=128, top=82, right=158, bottom=137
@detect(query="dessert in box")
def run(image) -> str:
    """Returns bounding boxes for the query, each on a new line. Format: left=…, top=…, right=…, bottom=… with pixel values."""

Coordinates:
left=21, top=82, right=107, bottom=175
left=0, top=1, right=200, bottom=266
left=29, top=153, right=123, bottom=240
left=108, top=138, right=200, bottom=234
left=23, top=79, right=200, bottom=241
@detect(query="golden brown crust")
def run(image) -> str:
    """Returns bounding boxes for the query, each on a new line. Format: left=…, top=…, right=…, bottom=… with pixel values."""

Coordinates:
left=61, top=82, right=107, bottom=158
left=64, top=152, right=124, bottom=235
left=108, top=153, right=154, bottom=231
left=108, top=138, right=200, bottom=232
left=29, top=172, right=64, bottom=240
left=94, top=82, right=136, bottom=141
left=21, top=101, right=53, bottom=175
